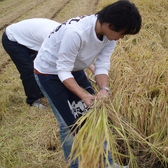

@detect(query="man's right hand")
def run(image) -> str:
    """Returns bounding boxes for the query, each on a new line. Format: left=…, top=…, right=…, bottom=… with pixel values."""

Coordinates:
left=81, top=93, right=95, bottom=108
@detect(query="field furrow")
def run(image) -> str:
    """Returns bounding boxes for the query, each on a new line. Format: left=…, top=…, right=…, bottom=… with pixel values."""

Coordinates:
left=0, top=0, right=99, bottom=72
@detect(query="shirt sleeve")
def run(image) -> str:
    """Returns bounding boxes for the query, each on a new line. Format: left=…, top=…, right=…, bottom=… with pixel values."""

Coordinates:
left=94, top=41, right=116, bottom=76
left=56, top=28, right=82, bottom=82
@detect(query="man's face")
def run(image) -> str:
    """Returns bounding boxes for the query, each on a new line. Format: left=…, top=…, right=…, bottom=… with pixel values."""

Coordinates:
left=103, top=23, right=125, bottom=41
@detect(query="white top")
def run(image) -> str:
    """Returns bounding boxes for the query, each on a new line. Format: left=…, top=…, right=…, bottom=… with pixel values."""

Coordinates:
left=6, top=18, right=60, bottom=51
left=34, top=15, right=116, bottom=82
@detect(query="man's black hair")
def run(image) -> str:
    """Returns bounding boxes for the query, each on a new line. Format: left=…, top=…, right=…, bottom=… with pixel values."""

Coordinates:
left=96, top=0, right=142, bottom=35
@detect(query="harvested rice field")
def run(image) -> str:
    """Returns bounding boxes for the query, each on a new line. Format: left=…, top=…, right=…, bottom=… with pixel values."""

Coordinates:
left=0, top=0, right=168, bottom=168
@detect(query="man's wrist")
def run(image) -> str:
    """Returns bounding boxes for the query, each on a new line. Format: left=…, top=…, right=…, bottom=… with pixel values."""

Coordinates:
left=100, top=86, right=110, bottom=93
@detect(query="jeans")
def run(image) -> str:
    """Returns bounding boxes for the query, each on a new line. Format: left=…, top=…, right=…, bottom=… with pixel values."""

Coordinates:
left=2, top=32, right=43, bottom=105
left=34, top=71, right=94, bottom=168
left=34, top=71, right=113, bottom=168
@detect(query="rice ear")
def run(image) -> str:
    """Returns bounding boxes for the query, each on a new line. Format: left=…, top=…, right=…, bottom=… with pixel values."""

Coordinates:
left=69, top=99, right=113, bottom=168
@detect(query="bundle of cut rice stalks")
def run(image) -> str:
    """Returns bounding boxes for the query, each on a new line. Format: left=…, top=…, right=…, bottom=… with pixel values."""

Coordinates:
left=69, top=98, right=168, bottom=168
left=69, top=99, right=130, bottom=168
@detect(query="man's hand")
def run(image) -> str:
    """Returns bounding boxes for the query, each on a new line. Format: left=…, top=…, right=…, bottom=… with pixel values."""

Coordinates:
left=81, top=93, right=95, bottom=108
left=96, top=89, right=109, bottom=99
left=63, top=77, right=95, bottom=107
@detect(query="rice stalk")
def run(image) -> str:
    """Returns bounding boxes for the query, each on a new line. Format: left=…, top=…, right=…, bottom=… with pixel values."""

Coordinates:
left=110, top=114, right=167, bottom=167
left=69, top=99, right=113, bottom=168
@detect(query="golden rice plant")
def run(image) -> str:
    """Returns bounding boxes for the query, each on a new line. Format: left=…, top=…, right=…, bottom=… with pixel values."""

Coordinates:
left=69, top=96, right=168, bottom=167
left=69, top=99, right=113, bottom=168
left=69, top=1, right=168, bottom=166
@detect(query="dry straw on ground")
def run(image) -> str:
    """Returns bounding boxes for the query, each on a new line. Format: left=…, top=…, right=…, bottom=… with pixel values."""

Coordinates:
left=0, top=0, right=168, bottom=168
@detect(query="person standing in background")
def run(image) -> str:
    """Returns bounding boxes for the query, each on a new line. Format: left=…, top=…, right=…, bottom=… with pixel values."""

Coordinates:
left=2, top=18, right=60, bottom=109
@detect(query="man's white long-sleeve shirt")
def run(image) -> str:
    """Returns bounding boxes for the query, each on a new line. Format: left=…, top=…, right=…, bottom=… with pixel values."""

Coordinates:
left=6, top=18, right=60, bottom=51
left=34, top=15, right=116, bottom=82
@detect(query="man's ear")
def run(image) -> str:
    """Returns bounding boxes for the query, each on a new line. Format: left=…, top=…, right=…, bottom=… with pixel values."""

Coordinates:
left=108, top=23, right=113, bottom=30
